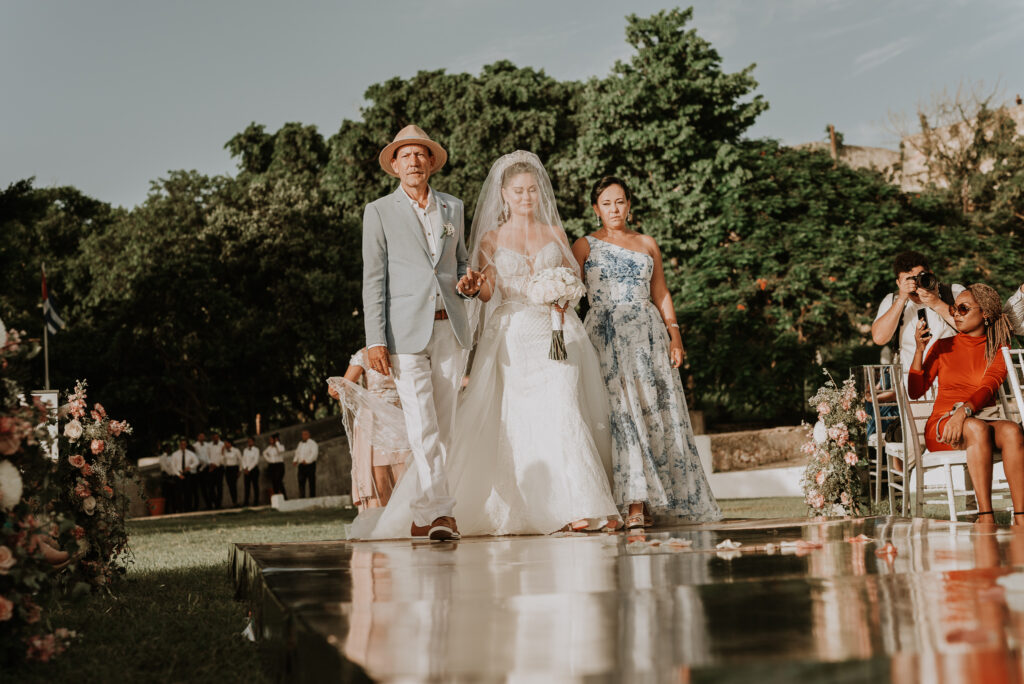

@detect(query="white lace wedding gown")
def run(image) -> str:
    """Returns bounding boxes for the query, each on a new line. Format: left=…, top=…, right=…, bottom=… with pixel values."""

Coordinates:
left=350, top=242, right=619, bottom=538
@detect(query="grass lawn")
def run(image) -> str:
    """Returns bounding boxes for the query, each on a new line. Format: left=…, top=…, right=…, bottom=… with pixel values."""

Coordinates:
left=6, top=496, right=945, bottom=681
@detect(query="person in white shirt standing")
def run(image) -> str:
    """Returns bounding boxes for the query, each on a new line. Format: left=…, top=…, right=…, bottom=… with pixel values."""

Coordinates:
left=241, top=437, right=261, bottom=507
left=222, top=438, right=242, bottom=507
left=207, top=433, right=225, bottom=509
left=293, top=430, right=319, bottom=498
left=192, top=432, right=212, bottom=510
left=170, top=439, right=200, bottom=512
left=263, top=433, right=286, bottom=498
left=871, top=251, right=965, bottom=387
left=158, top=444, right=177, bottom=514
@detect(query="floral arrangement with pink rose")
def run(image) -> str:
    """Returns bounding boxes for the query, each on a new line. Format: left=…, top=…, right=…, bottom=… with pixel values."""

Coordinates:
left=1, top=317, right=135, bottom=664
left=801, top=371, right=871, bottom=517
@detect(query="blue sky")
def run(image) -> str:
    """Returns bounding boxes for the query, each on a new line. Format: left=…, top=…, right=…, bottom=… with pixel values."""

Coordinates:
left=2, top=0, right=1021, bottom=208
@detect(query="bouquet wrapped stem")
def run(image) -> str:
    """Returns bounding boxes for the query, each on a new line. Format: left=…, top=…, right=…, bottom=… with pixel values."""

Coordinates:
left=527, top=266, right=586, bottom=363
left=549, top=308, right=567, bottom=360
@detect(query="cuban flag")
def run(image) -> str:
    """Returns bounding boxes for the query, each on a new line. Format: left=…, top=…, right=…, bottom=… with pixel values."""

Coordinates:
left=41, top=268, right=66, bottom=335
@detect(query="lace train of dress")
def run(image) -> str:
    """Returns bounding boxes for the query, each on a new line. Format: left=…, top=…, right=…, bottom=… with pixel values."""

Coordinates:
left=350, top=244, right=620, bottom=538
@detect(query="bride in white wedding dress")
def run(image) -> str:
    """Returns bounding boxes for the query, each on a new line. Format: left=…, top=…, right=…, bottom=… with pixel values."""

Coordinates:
left=349, top=151, right=620, bottom=538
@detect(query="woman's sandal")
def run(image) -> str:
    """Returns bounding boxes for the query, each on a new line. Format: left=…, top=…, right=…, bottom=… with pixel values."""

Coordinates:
left=642, top=503, right=654, bottom=528
left=625, top=512, right=645, bottom=530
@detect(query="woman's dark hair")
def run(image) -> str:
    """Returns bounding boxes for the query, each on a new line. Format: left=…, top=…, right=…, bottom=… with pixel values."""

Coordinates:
left=892, top=250, right=930, bottom=277
left=590, top=176, right=633, bottom=206
left=501, top=161, right=537, bottom=187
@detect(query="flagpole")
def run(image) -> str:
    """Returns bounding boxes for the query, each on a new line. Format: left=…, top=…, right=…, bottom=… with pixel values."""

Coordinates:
left=44, top=322, right=50, bottom=390
left=42, top=261, right=51, bottom=390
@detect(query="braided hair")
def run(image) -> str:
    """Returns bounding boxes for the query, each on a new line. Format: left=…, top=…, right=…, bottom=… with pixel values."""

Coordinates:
left=967, top=283, right=1012, bottom=363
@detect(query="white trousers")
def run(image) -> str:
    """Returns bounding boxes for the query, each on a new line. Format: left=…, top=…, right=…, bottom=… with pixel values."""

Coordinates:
left=390, top=320, right=467, bottom=526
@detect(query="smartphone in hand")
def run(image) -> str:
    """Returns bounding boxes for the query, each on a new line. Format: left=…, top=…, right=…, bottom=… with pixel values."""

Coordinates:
left=917, top=309, right=932, bottom=341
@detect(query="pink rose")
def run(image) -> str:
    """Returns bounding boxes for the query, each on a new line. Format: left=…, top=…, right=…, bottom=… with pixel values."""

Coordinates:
left=26, top=633, right=56, bottom=662
left=90, top=439, right=105, bottom=455
left=817, top=402, right=831, bottom=416
left=856, top=409, right=869, bottom=423
left=102, top=485, right=113, bottom=498
left=74, top=482, right=91, bottom=498
left=807, top=492, right=825, bottom=509
left=815, top=471, right=826, bottom=485
left=828, top=424, right=849, bottom=447
left=81, top=463, right=93, bottom=476
left=0, top=595, right=13, bottom=621
left=64, top=419, right=83, bottom=440
left=845, top=451, right=858, bottom=466
left=69, top=454, right=85, bottom=469
left=72, top=526, right=85, bottom=539
left=0, top=545, right=14, bottom=573
left=841, top=399, right=851, bottom=410
left=108, top=421, right=124, bottom=437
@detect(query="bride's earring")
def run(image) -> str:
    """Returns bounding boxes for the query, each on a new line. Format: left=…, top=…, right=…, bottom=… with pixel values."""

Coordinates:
left=501, top=203, right=510, bottom=222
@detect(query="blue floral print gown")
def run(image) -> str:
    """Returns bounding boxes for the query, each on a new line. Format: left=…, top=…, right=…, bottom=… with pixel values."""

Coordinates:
left=582, top=236, right=721, bottom=522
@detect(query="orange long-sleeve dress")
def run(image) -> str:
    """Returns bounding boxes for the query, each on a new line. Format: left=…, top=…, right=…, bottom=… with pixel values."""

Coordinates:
left=907, top=334, right=1007, bottom=452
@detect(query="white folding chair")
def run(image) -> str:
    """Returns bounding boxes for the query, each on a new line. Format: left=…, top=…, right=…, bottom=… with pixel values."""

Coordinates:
left=861, top=364, right=898, bottom=504
left=887, top=370, right=1010, bottom=520
left=1002, top=348, right=1024, bottom=428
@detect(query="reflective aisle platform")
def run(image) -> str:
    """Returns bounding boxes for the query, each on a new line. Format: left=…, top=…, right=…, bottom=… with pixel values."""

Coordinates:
left=230, top=516, right=1024, bottom=682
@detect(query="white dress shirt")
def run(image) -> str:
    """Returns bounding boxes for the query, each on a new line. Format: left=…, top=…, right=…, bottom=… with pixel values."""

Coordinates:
left=242, top=446, right=260, bottom=471
left=222, top=446, right=242, bottom=467
left=874, top=285, right=966, bottom=378
left=158, top=452, right=171, bottom=475
left=208, top=441, right=225, bottom=467
left=293, top=439, right=319, bottom=464
left=192, top=441, right=210, bottom=468
left=263, top=442, right=285, bottom=464
left=169, top=449, right=199, bottom=476
left=402, top=186, right=444, bottom=311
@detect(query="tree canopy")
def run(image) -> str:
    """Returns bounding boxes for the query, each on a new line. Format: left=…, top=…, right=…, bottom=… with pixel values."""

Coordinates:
left=3, top=7, right=1021, bottom=452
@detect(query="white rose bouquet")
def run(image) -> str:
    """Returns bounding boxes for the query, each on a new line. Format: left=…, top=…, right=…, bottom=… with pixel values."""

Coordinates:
left=526, top=266, right=586, bottom=360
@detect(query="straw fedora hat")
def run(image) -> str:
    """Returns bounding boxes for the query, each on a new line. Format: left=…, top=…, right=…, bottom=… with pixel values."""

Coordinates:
left=378, top=125, right=448, bottom=177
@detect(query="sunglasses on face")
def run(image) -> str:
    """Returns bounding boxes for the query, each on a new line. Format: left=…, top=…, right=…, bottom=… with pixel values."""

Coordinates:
left=949, top=303, right=976, bottom=317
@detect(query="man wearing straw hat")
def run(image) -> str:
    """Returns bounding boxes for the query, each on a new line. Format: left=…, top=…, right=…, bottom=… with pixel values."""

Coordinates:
left=362, top=125, right=483, bottom=541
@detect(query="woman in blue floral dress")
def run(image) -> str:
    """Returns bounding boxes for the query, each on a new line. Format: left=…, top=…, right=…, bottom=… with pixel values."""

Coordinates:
left=572, top=177, right=721, bottom=528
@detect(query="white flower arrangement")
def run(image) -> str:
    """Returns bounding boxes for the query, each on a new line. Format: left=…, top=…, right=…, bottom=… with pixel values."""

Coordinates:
left=441, top=222, right=455, bottom=239
left=527, top=267, right=586, bottom=360
left=0, top=459, right=23, bottom=511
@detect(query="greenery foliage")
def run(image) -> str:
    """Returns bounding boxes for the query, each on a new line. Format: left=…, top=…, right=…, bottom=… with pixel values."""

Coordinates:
left=1, top=7, right=1022, bottom=450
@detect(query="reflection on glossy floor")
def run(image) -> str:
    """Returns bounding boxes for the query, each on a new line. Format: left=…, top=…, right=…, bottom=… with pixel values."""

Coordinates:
left=231, top=516, right=1024, bottom=682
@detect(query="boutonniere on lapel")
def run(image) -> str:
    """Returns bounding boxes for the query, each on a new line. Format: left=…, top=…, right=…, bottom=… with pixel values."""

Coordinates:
left=441, top=222, right=455, bottom=239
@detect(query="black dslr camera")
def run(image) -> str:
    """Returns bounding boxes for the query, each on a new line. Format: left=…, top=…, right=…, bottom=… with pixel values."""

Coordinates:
left=909, top=271, right=939, bottom=291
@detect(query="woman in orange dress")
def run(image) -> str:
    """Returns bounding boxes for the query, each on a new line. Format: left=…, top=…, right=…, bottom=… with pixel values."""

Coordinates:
left=908, top=283, right=1024, bottom=523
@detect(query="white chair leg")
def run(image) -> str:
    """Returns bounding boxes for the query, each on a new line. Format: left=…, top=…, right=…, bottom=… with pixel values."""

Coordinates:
left=874, top=445, right=883, bottom=503
left=944, top=463, right=957, bottom=521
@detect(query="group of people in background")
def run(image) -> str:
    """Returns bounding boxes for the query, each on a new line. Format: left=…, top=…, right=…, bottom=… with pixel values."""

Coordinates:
left=870, top=250, right=1024, bottom=522
left=158, top=430, right=319, bottom=513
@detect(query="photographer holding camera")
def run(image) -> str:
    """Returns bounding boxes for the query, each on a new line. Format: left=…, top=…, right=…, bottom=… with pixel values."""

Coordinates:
left=872, top=251, right=965, bottom=383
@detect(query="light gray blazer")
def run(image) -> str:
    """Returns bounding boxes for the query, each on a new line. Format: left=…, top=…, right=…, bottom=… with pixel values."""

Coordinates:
left=362, top=186, right=473, bottom=354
